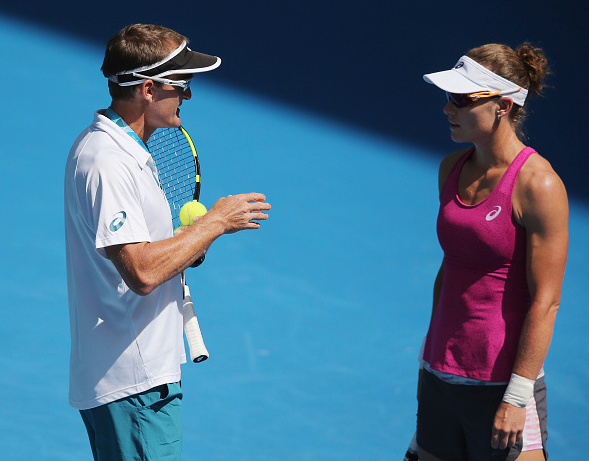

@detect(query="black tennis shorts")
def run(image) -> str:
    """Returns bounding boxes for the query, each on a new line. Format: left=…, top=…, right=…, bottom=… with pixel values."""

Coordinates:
left=416, top=369, right=548, bottom=461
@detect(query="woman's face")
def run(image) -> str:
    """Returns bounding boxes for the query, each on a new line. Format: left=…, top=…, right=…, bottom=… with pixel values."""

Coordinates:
left=443, top=96, right=501, bottom=144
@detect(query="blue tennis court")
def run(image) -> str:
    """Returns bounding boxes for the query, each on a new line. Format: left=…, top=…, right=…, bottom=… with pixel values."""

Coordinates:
left=0, top=14, right=587, bottom=460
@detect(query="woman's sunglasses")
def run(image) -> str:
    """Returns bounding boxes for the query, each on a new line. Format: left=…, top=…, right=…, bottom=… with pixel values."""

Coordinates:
left=446, top=90, right=502, bottom=108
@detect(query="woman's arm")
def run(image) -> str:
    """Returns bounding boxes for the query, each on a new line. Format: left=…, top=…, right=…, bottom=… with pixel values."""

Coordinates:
left=492, top=156, right=569, bottom=449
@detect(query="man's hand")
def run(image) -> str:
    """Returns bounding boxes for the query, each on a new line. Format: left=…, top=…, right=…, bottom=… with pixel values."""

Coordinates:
left=491, top=401, right=526, bottom=449
left=205, top=193, right=271, bottom=234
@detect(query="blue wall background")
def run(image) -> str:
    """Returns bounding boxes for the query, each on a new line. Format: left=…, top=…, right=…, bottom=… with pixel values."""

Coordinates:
left=1, top=0, right=586, bottom=200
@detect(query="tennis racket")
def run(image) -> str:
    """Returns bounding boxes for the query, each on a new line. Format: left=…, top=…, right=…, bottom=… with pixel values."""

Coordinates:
left=147, top=126, right=209, bottom=363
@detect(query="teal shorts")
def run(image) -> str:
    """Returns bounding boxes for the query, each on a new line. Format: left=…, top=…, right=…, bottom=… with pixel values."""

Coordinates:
left=80, top=382, right=183, bottom=461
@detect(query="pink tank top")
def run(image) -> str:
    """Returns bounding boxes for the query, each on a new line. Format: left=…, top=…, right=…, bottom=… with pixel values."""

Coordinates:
left=423, top=146, right=535, bottom=381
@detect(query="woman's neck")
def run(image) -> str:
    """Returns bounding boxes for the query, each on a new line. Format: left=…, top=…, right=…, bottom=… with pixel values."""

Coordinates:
left=471, top=124, right=526, bottom=169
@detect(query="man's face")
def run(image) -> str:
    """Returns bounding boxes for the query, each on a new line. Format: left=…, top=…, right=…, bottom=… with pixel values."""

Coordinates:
left=147, top=74, right=192, bottom=131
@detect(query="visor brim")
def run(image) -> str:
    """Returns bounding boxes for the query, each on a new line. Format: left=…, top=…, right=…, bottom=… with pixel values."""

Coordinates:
left=423, top=69, right=489, bottom=94
left=167, top=50, right=221, bottom=75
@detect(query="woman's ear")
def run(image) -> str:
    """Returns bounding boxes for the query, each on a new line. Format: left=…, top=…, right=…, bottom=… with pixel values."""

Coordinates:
left=497, top=97, right=514, bottom=119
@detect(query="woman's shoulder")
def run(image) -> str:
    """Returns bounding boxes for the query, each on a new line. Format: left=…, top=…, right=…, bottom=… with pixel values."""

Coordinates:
left=438, top=148, right=471, bottom=193
left=514, top=149, right=568, bottom=221
left=518, top=150, right=565, bottom=196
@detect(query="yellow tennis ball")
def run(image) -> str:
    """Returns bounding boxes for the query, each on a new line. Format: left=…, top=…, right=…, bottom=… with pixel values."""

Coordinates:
left=179, top=201, right=207, bottom=226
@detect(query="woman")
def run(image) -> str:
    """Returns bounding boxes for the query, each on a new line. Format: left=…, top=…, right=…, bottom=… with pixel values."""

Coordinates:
left=416, top=44, right=568, bottom=461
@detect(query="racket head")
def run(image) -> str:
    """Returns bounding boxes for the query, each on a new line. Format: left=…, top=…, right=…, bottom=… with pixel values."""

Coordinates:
left=147, top=126, right=200, bottom=230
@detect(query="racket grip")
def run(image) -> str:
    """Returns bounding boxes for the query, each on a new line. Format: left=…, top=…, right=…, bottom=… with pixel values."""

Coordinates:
left=190, top=254, right=206, bottom=268
left=183, top=284, right=209, bottom=363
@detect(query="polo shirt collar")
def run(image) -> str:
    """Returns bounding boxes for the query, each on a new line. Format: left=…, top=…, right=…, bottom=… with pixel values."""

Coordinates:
left=94, top=109, right=152, bottom=170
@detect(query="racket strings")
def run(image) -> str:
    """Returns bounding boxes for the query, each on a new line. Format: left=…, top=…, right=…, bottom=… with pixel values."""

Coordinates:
left=148, top=128, right=199, bottom=229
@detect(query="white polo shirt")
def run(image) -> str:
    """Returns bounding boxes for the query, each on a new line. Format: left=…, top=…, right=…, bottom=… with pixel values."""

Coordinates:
left=64, top=110, right=186, bottom=410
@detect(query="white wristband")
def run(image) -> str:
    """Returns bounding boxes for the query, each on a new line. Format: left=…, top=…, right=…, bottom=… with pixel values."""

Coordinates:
left=502, top=373, right=535, bottom=408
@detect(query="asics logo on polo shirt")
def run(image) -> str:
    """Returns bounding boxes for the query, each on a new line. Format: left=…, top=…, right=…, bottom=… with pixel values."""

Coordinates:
left=109, top=211, right=127, bottom=232
left=486, top=206, right=501, bottom=221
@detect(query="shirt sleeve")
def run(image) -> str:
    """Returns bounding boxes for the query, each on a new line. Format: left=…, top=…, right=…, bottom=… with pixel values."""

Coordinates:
left=80, top=150, right=152, bottom=257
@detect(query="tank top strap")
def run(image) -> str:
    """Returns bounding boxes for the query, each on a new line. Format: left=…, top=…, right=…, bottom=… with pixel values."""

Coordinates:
left=441, top=147, right=475, bottom=200
left=495, top=146, right=537, bottom=195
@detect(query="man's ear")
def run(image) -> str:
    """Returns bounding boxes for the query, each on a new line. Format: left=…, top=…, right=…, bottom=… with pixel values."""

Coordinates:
left=138, top=80, right=156, bottom=101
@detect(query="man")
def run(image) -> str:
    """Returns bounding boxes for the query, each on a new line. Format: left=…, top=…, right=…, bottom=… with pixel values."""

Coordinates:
left=64, top=24, right=271, bottom=460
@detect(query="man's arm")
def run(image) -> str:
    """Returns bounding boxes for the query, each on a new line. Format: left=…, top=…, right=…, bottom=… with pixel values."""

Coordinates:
left=105, top=193, right=271, bottom=296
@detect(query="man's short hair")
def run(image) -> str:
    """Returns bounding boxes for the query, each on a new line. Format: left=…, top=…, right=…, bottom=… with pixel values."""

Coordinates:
left=101, top=24, right=188, bottom=100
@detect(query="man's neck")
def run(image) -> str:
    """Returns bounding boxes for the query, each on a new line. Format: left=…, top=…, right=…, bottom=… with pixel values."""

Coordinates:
left=109, top=100, right=152, bottom=143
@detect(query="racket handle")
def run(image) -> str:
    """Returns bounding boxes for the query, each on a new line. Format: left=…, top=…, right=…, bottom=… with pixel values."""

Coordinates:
left=190, top=254, right=206, bottom=268
left=183, top=284, right=209, bottom=363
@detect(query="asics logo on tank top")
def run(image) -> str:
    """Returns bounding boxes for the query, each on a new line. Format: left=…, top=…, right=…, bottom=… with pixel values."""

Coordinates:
left=486, top=206, right=502, bottom=221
